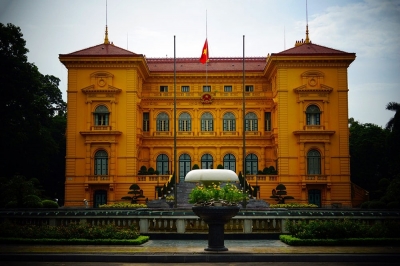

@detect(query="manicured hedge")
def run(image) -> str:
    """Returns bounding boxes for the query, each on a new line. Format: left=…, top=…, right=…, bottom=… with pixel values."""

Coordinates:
left=0, top=236, right=149, bottom=245
left=284, top=219, right=400, bottom=240
left=269, top=203, right=318, bottom=208
left=99, top=203, right=147, bottom=208
left=0, top=221, right=141, bottom=240
left=280, top=235, right=400, bottom=246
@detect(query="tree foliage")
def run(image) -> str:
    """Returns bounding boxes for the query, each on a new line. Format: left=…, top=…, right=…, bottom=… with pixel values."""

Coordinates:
left=349, top=102, right=400, bottom=203
left=385, top=102, right=400, bottom=177
left=0, top=175, right=42, bottom=207
left=0, top=23, right=66, bottom=202
left=121, top=184, right=144, bottom=204
left=349, top=119, right=390, bottom=195
left=270, top=183, right=294, bottom=204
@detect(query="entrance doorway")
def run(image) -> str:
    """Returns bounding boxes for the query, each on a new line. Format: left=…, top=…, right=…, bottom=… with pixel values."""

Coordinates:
left=179, top=153, right=191, bottom=181
left=308, top=189, right=321, bottom=207
left=94, top=190, right=107, bottom=208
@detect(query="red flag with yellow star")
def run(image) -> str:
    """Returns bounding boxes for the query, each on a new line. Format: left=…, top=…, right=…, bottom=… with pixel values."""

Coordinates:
left=199, top=39, right=209, bottom=64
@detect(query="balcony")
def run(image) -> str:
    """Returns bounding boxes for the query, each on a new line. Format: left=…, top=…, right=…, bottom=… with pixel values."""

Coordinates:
left=221, top=131, right=238, bottom=136
left=87, top=175, right=114, bottom=183
left=302, top=175, right=330, bottom=183
left=91, top=125, right=112, bottom=131
left=304, top=125, right=325, bottom=130
left=246, top=131, right=261, bottom=136
left=246, top=175, right=278, bottom=182
left=153, top=131, right=172, bottom=136
left=199, top=131, right=216, bottom=136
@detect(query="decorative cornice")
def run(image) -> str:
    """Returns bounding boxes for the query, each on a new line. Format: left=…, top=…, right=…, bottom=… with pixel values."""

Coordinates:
left=82, top=85, right=122, bottom=94
left=293, top=130, right=335, bottom=135
left=294, top=84, right=333, bottom=94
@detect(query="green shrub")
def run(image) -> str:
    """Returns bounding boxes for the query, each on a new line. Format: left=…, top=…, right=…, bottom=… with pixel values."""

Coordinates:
left=23, top=195, right=43, bottom=208
left=360, top=201, right=370, bottom=209
left=0, top=221, right=140, bottom=240
left=387, top=201, right=400, bottom=209
left=368, top=201, right=386, bottom=209
left=5, top=201, right=17, bottom=208
left=285, top=219, right=400, bottom=239
left=41, top=200, right=59, bottom=208
left=99, top=202, right=147, bottom=208
left=270, top=203, right=318, bottom=208
left=0, top=235, right=150, bottom=245
left=279, top=235, right=400, bottom=246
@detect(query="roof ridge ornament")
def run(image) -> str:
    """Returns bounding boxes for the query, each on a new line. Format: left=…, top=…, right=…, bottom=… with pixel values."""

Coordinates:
left=104, top=25, right=110, bottom=44
left=295, top=0, right=312, bottom=47
left=104, top=0, right=110, bottom=44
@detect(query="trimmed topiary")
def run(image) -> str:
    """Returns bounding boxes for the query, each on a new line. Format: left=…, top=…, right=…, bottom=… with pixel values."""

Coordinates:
left=368, top=201, right=386, bottom=209
left=23, top=195, right=43, bottom=208
left=41, top=200, right=59, bottom=208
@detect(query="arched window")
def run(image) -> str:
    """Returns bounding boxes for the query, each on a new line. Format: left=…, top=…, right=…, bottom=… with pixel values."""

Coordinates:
left=306, top=105, right=321, bottom=125
left=307, top=149, right=321, bottom=175
left=156, top=112, right=169, bottom=131
left=223, top=112, right=236, bottom=131
left=223, top=153, right=236, bottom=172
left=94, top=150, right=108, bottom=175
left=156, top=154, right=169, bottom=174
left=94, top=105, right=109, bottom=126
left=201, top=112, right=213, bottom=131
left=179, top=154, right=191, bottom=180
left=201, top=154, right=213, bottom=169
left=245, top=112, right=258, bottom=131
left=245, top=153, right=258, bottom=174
left=179, top=112, right=191, bottom=131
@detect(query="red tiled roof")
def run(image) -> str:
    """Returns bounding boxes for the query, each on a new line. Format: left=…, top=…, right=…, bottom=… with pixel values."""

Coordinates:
left=60, top=43, right=141, bottom=57
left=146, top=57, right=266, bottom=72
left=275, top=43, right=354, bottom=56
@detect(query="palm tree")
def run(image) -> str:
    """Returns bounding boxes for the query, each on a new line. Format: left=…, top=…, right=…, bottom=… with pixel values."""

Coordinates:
left=385, top=102, right=400, bottom=132
left=385, top=102, right=400, bottom=178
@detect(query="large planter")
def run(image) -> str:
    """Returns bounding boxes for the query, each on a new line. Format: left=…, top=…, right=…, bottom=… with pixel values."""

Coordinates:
left=192, top=205, right=240, bottom=251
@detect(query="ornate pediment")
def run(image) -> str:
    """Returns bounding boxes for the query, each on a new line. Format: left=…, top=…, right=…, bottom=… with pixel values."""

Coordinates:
left=294, top=70, right=333, bottom=101
left=294, top=84, right=333, bottom=94
left=81, top=71, right=121, bottom=100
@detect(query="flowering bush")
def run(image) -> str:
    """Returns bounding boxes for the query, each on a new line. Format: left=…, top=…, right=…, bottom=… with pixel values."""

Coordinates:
left=269, top=203, right=318, bottom=208
left=0, top=221, right=139, bottom=239
left=189, top=182, right=245, bottom=206
left=99, top=203, right=147, bottom=208
left=166, top=196, right=174, bottom=202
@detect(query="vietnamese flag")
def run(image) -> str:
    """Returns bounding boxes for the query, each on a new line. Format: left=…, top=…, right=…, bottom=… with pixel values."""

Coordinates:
left=200, top=39, right=209, bottom=64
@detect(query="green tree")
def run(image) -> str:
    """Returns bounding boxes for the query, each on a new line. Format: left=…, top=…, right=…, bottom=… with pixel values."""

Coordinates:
left=121, top=184, right=144, bottom=204
left=0, top=23, right=66, bottom=202
left=385, top=102, right=400, bottom=178
left=349, top=119, right=390, bottom=198
left=0, top=175, right=42, bottom=208
left=270, top=183, right=294, bottom=204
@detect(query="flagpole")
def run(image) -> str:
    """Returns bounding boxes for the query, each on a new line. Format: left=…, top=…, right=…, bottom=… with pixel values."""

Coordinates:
left=242, top=35, right=247, bottom=208
left=205, top=10, right=208, bottom=87
left=173, top=35, right=177, bottom=208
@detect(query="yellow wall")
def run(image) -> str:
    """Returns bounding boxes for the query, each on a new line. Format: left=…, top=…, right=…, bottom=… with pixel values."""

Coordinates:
left=60, top=42, right=355, bottom=208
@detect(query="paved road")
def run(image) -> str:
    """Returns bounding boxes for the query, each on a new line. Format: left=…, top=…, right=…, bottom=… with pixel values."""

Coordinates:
left=2, top=262, right=399, bottom=266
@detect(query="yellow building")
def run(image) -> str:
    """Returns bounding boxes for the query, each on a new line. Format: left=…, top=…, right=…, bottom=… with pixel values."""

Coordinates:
left=59, top=27, right=356, bottom=208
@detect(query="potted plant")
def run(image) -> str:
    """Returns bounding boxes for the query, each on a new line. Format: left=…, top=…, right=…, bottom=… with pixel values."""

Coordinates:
left=185, top=169, right=244, bottom=251
left=166, top=195, right=174, bottom=208
left=188, top=182, right=244, bottom=206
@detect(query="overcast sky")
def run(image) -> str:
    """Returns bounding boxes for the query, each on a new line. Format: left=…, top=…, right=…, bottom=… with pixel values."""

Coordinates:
left=1, top=0, right=399, bottom=127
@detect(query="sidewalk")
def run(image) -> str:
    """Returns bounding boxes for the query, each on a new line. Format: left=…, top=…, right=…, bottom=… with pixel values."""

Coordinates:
left=1, top=240, right=400, bottom=263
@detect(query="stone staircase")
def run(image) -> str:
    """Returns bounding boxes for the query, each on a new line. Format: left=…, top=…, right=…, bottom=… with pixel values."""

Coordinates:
left=176, top=181, right=196, bottom=208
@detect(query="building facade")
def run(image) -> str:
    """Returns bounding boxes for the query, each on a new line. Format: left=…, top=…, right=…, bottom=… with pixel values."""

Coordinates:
left=59, top=29, right=356, bottom=207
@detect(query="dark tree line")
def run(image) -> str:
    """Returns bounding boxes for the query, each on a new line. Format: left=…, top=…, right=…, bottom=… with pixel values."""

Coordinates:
left=349, top=102, right=400, bottom=207
left=0, top=23, right=66, bottom=207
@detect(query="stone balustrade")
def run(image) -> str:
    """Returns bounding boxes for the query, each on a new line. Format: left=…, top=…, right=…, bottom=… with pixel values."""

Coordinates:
left=1, top=208, right=399, bottom=235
